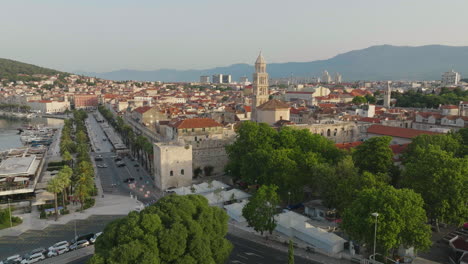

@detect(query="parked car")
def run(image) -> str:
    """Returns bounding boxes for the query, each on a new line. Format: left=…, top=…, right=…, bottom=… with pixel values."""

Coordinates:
left=72, top=233, right=95, bottom=243
left=48, top=241, right=69, bottom=252
left=29, top=248, right=47, bottom=257
left=20, top=253, right=44, bottom=264
left=114, top=157, right=122, bottom=162
left=2, top=255, right=22, bottom=263
left=103, top=138, right=107, bottom=141
left=47, top=245, right=69, bottom=257
left=134, top=164, right=140, bottom=167
left=69, top=240, right=90, bottom=251
left=116, top=162, right=125, bottom=167
left=97, top=164, right=108, bottom=168
left=89, top=232, right=103, bottom=244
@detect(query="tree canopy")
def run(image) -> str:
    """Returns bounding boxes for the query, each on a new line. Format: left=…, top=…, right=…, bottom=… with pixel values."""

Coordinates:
left=89, top=195, right=232, bottom=264
left=242, top=185, right=280, bottom=235
left=341, top=185, right=432, bottom=256
left=352, top=96, right=367, bottom=105
left=226, top=122, right=343, bottom=200
left=352, top=136, right=393, bottom=175
left=402, top=145, right=468, bottom=229
left=392, top=88, right=468, bottom=108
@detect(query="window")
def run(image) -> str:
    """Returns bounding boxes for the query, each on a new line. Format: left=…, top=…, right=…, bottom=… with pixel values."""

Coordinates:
left=181, top=169, right=184, bottom=175
left=202, top=128, right=205, bottom=131
left=327, top=129, right=331, bottom=137
left=170, top=170, right=173, bottom=176
left=192, top=128, right=195, bottom=132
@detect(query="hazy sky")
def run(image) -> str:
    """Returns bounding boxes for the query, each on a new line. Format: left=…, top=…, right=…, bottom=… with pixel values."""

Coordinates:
left=1, top=0, right=468, bottom=72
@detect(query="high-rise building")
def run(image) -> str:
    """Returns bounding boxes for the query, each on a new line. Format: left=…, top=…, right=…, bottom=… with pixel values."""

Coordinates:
left=333, top=73, right=342, bottom=83
left=222, top=75, right=232, bottom=84
left=252, top=52, right=269, bottom=122
left=383, top=81, right=392, bottom=108
left=239, top=76, right=249, bottom=83
left=441, top=70, right=461, bottom=86
left=212, top=74, right=223, bottom=84
left=200, top=76, right=210, bottom=83
left=321, top=70, right=332, bottom=83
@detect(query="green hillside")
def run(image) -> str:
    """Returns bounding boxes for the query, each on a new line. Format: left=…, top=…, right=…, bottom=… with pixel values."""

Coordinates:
left=0, top=58, right=66, bottom=81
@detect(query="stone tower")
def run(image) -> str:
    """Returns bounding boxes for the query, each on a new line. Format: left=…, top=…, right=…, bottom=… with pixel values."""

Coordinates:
left=384, top=81, right=391, bottom=108
left=252, top=52, right=269, bottom=121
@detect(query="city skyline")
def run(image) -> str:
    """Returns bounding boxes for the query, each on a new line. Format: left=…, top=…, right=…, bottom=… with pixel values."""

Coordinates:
left=1, top=0, right=468, bottom=72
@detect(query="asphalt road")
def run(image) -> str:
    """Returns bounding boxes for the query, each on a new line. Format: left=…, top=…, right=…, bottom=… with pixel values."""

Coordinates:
left=0, top=215, right=120, bottom=260
left=86, top=113, right=161, bottom=204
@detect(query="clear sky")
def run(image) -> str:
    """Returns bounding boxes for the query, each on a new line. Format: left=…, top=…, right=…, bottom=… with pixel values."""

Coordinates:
left=1, top=0, right=467, bottom=72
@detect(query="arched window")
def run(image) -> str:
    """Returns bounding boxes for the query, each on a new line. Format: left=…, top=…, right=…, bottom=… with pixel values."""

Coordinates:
left=327, top=129, right=331, bottom=137
left=181, top=169, right=184, bottom=175
left=334, top=128, right=338, bottom=136
left=170, top=170, right=173, bottom=176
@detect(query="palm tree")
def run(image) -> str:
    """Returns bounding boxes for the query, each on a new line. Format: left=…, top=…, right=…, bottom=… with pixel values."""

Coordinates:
left=75, top=174, right=93, bottom=212
left=62, top=151, right=73, bottom=168
left=58, top=166, right=72, bottom=207
left=47, top=177, right=63, bottom=221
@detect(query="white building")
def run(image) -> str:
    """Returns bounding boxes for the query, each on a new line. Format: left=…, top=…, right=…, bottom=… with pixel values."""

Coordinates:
left=212, top=74, right=223, bottom=84
left=200, top=76, right=210, bottom=83
left=442, top=69, right=461, bottom=86
left=153, top=141, right=192, bottom=191
left=321, top=71, right=332, bottom=84
left=333, top=73, right=342, bottom=83
left=239, top=76, right=249, bottom=83
left=27, top=100, right=70, bottom=114
left=222, top=75, right=232, bottom=84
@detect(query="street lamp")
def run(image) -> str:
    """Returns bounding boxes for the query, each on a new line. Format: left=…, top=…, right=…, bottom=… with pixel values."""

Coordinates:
left=371, top=212, right=379, bottom=260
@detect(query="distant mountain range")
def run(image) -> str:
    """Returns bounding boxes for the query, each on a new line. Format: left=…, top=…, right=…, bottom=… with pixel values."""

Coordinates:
left=75, top=45, right=468, bottom=82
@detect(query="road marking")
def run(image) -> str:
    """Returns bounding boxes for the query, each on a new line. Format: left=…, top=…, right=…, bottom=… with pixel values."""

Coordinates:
left=237, top=254, right=248, bottom=260
left=245, top=252, right=264, bottom=258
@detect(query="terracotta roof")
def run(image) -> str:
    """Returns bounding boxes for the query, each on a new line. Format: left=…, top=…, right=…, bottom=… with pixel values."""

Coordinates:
left=335, top=142, right=363, bottom=150
left=133, top=106, right=152, bottom=114
left=367, top=125, right=441, bottom=139
left=257, top=99, right=290, bottom=110
left=170, top=118, right=222, bottom=129
left=243, top=106, right=252, bottom=112
left=441, top=105, right=458, bottom=109
left=358, top=117, right=381, bottom=123
left=286, top=91, right=314, bottom=94
left=318, top=103, right=337, bottom=108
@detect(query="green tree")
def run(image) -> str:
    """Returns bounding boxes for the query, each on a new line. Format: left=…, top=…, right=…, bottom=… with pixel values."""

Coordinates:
left=90, top=195, right=232, bottom=264
left=47, top=177, right=63, bottom=221
left=352, top=96, right=367, bottom=105
left=403, top=134, right=461, bottom=162
left=242, top=185, right=280, bottom=235
left=288, top=240, right=294, bottom=264
left=402, top=145, right=468, bottom=231
left=353, top=136, right=393, bottom=174
left=62, top=150, right=73, bottom=168
left=57, top=166, right=72, bottom=207
left=365, top=94, right=377, bottom=104
left=342, top=186, right=431, bottom=257
left=75, top=173, right=93, bottom=211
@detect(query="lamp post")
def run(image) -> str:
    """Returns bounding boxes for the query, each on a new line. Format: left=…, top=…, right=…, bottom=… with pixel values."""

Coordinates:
left=371, top=212, right=379, bottom=260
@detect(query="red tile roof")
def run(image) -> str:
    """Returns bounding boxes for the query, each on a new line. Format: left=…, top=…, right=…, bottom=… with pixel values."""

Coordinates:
left=367, top=125, right=441, bottom=139
left=170, top=118, right=222, bottom=129
left=358, top=117, right=381, bottom=123
left=335, top=142, right=363, bottom=150
left=318, top=103, right=337, bottom=108
left=133, top=106, right=152, bottom=114
left=441, top=105, right=458, bottom=109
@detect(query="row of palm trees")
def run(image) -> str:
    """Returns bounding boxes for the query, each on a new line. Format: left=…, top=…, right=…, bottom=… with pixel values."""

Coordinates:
left=47, top=110, right=95, bottom=220
left=98, top=106, right=154, bottom=174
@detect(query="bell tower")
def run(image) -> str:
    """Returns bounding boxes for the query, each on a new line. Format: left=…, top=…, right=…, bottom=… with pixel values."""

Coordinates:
left=252, top=52, right=269, bottom=121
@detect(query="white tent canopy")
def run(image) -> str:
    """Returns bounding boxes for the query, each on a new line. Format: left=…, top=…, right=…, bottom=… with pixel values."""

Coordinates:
left=275, top=210, right=346, bottom=254
left=0, top=178, right=6, bottom=182
left=173, top=180, right=229, bottom=195
left=202, top=189, right=250, bottom=206
left=224, top=200, right=248, bottom=222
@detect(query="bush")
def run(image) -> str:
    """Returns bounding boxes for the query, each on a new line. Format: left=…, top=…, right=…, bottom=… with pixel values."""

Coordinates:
left=46, top=166, right=64, bottom=171
left=47, top=161, right=65, bottom=167
left=40, top=210, right=46, bottom=219
left=83, top=198, right=95, bottom=210
left=60, top=209, right=70, bottom=215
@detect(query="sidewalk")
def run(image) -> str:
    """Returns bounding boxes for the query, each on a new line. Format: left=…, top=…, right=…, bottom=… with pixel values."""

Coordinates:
left=228, top=221, right=357, bottom=264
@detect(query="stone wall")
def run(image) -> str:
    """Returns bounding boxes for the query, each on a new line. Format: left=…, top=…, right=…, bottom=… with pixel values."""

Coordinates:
left=289, top=122, right=362, bottom=143
left=192, top=139, right=232, bottom=177
left=153, top=142, right=193, bottom=190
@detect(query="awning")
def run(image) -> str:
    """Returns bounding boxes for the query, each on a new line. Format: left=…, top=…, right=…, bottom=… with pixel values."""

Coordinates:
left=32, top=190, right=55, bottom=206
left=0, top=178, right=6, bottom=182
left=14, top=177, right=29, bottom=182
